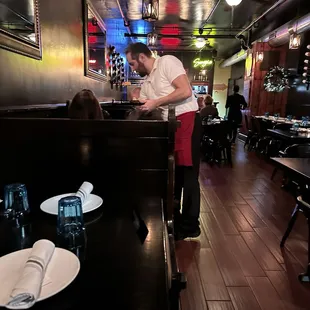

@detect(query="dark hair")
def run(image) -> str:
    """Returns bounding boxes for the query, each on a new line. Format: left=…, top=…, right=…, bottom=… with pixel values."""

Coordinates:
left=126, top=108, right=163, bottom=120
left=125, top=43, right=152, bottom=60
left=204, top=95, right=213, bottom=105
left=68, top=89, right=103, bottom=120
left=233, top=85, right=240, bottom=93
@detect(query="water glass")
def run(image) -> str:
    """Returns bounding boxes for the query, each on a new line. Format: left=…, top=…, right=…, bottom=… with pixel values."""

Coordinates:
left=57, top=196, right=85, bottom=249
left=274, top=113, right=279, bottom=120
left=293, top=122, right=300, bottom=131
left=264, top=112, right=269, bottom=118
left=286, top=115, right=293, bottom=121
left=4, top=183, right=30, bottom=224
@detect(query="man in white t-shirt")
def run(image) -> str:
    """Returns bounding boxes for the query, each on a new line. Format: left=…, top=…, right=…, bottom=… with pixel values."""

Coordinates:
left=126, top=43, right=201, bottom=239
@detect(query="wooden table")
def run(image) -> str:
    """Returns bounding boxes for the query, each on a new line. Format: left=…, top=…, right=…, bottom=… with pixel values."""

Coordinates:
left=268, top=129, right=310, bottom=144
left=271, top=157, right=310, bottom=282
left=271, top=158, right=310, bottom=182
left=0, top=195, right=171, bottom=310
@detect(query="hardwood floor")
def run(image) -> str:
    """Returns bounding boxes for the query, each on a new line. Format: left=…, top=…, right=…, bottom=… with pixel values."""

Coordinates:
left=176, top=141, right=310, bottom=310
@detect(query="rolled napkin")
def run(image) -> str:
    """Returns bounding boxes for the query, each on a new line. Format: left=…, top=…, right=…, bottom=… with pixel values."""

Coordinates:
left=75, top=181, right=93, bottom=205
left=6, top=239, right=55, bottom=309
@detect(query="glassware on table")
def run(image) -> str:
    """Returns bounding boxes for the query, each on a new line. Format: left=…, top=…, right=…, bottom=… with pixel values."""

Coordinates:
left=274, top=113, right=279, bottom=120
left=286, top=115, right=293, bottom=121
left=57, top=196, right=85, bottom=250
left=264, top=112, right=269, bottom=118
left=293, top=122, right=300, bottom=131
left=3, top=183, right=30, bottom=225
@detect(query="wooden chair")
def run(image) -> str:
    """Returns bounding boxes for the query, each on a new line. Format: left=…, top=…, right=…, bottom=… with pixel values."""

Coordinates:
left=281, top=195, right=310, bottom=282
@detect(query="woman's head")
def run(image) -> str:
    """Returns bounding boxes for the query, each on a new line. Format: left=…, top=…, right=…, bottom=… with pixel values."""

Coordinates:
left=68, top=89, right=103, bottom=120
left=204, top=95, right=213, bottom=106
left=197, top=97, right=204, bottom=109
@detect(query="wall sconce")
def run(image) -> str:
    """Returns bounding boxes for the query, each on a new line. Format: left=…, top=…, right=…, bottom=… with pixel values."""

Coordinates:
left=142, top=0, right=159, bottom=22
left=289, top=33, right=301, bottom=49
left=147, top=33, right=158, bottom=46
left=256, top=52, right=264, bottom=62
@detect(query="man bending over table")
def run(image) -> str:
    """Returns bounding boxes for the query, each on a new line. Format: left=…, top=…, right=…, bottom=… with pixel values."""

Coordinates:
left=125, top=43, right=201, bottom=239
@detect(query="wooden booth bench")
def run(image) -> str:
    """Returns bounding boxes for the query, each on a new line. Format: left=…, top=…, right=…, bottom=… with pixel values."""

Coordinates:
left=0, top=107, right=185, bottom=310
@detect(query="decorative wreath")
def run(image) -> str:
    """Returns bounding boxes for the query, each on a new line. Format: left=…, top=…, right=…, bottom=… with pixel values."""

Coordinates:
left=264, top=66, right=289, bottom=92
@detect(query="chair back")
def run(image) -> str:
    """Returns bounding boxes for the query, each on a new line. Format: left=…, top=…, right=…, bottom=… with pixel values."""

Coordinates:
left=284, top=143, right=310, bottom=158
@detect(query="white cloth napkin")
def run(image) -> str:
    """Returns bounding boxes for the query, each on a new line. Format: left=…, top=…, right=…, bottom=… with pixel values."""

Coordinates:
left=75, top=181, right=93, bottom=205
left=6, top=240, right=55, bottom=309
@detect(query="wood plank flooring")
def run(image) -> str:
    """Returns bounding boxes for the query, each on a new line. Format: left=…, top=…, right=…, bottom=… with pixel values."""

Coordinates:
left=176, top=141, right=310, bottom=310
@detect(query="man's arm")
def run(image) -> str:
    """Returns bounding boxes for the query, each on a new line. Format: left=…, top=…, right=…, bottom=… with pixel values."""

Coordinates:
left=155, top=74, right=192, bottom=107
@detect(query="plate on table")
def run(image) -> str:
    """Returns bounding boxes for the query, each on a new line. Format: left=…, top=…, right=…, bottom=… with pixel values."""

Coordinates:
left=0, top=247, right=80, bottom=306
left=40, top=193, right=103, bottom=215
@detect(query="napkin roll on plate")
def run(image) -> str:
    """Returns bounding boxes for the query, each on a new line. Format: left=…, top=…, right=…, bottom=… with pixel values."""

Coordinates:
left=6, top=239, right=55, bottom=309
left=75, top=182, right=93, bottom=205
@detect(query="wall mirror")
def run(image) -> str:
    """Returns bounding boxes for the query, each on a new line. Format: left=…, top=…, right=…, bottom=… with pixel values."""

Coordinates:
left=83, top=1, right=107, bottom=82
left=0, top=0, right=42, bottom=59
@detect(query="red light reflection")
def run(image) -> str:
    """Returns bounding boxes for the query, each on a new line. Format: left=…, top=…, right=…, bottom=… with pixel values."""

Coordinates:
left=160, top=38, right=181, bottom=47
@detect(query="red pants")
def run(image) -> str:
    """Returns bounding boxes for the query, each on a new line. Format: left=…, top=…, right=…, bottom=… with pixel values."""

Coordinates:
left=174, top=111, right=196, bottom=166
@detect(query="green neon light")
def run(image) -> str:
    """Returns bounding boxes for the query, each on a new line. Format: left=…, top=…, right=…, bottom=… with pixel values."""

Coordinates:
left=193, top=58, right=213, bottom=68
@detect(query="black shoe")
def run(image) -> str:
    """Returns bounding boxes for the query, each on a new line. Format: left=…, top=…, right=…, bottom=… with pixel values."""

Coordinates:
left=174, top=226, right=201, bottom=241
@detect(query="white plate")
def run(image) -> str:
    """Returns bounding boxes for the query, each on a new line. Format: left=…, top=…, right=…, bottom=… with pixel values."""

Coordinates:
left=0, top=247, right=80, bottom=306
left=40, top=193, right=103, bottom=215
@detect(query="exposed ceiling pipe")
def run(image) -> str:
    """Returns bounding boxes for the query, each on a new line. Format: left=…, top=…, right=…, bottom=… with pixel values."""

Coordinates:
left=236, top=0, right=287, bottom=38
left=220, top=11, right=310, bottom=68
left=124, top=33, right=236, bottom=39
left=200, top=0, right=222, bottom=29
left=219, top=50, right=247, bottom=68
left=262, top=12, right=310, bottom=46
left=115, top=0, right=135, bottom=43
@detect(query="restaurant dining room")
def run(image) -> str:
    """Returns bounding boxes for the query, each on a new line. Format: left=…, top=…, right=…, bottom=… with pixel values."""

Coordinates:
left=1, top=0, right=310, bottom=309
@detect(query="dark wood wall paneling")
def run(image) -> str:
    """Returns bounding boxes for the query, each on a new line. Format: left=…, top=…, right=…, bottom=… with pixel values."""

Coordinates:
left=0, top=0, right=121, bottom=108
left=286, top=30, right=310, bottom=117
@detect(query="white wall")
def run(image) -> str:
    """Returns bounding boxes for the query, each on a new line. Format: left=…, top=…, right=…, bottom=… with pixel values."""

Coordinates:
left=212, top=61, right=231, bottom=117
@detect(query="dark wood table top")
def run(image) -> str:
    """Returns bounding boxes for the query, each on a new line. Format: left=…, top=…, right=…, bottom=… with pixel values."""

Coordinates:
left=268, top=129, right=310, bottom=141
left=0, top=196, right=169, bottom=310
left=271, top=157, right=310, bottom=181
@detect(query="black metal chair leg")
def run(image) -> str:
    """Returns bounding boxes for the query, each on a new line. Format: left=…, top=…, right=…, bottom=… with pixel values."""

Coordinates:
left=280, top=204, right=299, bottom=247
left=298, top=218, right=310, bottom=283
left=271, top=167, right=278, bottom=180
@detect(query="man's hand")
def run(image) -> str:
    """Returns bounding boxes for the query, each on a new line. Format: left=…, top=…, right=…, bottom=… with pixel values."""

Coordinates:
left=139, top=99, right=159, bottom=112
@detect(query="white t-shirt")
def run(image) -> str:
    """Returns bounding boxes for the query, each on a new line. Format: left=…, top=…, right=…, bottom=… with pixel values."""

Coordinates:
left=139, top=55, right=198, bottom=120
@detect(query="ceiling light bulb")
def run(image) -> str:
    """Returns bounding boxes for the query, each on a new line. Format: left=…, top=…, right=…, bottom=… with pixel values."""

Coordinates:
left=225, top=0, right=242, bottom=6
left=302, top=80, right=307, bottom=84
left=305, top=60, right=309, bottom=64
left=305, top=52, right=310, bottom=57
left=303, top=72, right=307, bottom=77
left=195, top=38, right=206, bottom=49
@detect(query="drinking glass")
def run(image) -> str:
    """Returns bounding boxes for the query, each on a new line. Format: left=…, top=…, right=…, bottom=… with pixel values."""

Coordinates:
left=264, top=112, right=269, bottom=118
left=286, top=115, right=293, bottom=121
left=57, top=196, right=85, bottom=250
left=4, top=183, right=30, bottom=224
left=274, top=113, right=279, bottom=120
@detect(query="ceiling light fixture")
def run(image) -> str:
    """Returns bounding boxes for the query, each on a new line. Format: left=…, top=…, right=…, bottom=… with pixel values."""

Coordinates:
left=142, top=0, right=159, bottom=22
left=147, top=32, right=158, bottom=46
left=195, top=38, right=206, bottom=49
left=225, top=0, right=242, bottom=6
